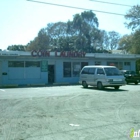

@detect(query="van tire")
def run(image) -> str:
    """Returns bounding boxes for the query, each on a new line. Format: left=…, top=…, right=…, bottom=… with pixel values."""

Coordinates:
left=82, top=81, right=88, bottom=88
left=114, top=86, right=120, bottom=90
left=97, top=82, right=103, bottom=90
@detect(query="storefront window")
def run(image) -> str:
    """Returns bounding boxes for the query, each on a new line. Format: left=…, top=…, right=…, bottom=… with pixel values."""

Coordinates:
left=25, top=61, right=40, bottom=67
left=63, top=62, right=71, bottom=77
left=8, top=61, right=24, bottom=67
left=124, top=62, right=130, bottom=66
left=107, top=62, right=118, bottom=67
left=107, top=62, right=123, bottom=69
left=63, top=62, right=88, bottom=77
left=118, top=62, right=123, bottom=70
left=81, top=62, right=88, bottom=69
left=95, top=61, right=101, bottom=65
left=73, top=62, right=81, bottom=77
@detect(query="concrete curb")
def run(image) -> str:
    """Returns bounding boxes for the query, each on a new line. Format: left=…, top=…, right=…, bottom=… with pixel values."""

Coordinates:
left=2, top=84, right=18, bottom=88
left=27, top=83, right=46, bottom=87
left=0, top=83, right=80, bottom=88
left=53, top=82, right=70, bottom=86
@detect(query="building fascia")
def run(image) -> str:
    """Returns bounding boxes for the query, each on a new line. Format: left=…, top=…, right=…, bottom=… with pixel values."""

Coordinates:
left=0, top=51, right=140, bottom=60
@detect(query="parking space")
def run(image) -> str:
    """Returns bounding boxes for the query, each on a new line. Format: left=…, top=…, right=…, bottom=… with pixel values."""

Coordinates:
left=0, top=85, right=140, bottom=140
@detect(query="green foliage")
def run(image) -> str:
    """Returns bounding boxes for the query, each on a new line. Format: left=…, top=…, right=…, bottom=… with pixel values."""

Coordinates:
left=7, top=45, right=27, bottom=51
left=98, top=30, right=120, bottom=51
left=26, top=28, right=50, bottom=51
left=120, top=5, right=140, bottom=54
left=46, top=22, right=67, bottom=38
left=119, top=34, right=132, bottom=52
left=107, top=31, right=120, bottom=50
left=44, top=10, right=101, bottom=52
left=119, top=30, right=140, bottom=54
left=125, top=5, right=140, bottom=30
left=131, top=29, right=140, bottom=54
left=122, top=5, right=140, bottom=55
left=7, top=10, right=119, bottom=53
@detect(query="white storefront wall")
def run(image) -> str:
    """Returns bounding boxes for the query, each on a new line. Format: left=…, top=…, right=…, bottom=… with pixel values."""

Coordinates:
left=0, top=60, right=48, bottom=86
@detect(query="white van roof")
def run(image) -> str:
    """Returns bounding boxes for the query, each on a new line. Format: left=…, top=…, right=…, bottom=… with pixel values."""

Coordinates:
left=83, top=65, right=116, bottom=68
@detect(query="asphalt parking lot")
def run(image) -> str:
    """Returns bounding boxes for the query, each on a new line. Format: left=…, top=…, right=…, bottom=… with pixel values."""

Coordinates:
left=0, top=84, right=140, bottom=140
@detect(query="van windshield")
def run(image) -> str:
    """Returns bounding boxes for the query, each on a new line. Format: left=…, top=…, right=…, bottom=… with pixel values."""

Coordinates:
left=104, top=68, right=122, bottom=76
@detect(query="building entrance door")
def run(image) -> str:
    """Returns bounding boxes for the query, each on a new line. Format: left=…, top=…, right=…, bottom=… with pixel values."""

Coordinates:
left=48, top=65, right=55, bottom=84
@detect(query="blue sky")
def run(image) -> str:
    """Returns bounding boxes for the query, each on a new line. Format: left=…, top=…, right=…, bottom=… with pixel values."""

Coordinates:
left=0, top=0, right=140, bottom=50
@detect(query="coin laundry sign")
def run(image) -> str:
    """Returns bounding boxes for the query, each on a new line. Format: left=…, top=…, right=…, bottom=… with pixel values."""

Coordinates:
left=31, top=50, right=86, bottom=57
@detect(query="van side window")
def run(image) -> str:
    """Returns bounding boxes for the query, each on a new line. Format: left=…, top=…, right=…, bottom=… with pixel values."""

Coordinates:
left=97, top=68, right=105, bottom=75
left=88, top=68, right=95, bottom=74
left=81, top=68, right=89, bottom=74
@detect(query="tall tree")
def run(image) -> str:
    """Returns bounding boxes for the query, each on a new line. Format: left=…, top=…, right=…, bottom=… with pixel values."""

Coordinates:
left=45, top=22, right=67, bottom=49
left=118, top=34, right=133, bottom=53
left=98, top=30, right=109, bottom=51
left=70, top=11, right=99, bottom=52
left=26, top=10, right=118, bottom=52
left=44, top=11, right=100, bottom=52
left=119, top=30, right=140, bottom=54
left=125, top=5, right=140, bottom=30
left=46, top=22, right=67, bottom=38
left=107, top=31, right=120, bottom=50
left=123, top=5, right=140, bottom=54
left=27, top=28, right=50, bottom=51
left=130, top=29, right=140, bottom=54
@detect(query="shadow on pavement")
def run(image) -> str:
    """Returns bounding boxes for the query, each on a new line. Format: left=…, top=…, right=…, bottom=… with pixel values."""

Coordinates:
left=81, top=86, right=128, bottom=92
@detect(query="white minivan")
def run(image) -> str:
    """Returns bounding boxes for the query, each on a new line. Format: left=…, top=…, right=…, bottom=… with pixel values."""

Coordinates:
left=79, top=65, right=126, bottom=90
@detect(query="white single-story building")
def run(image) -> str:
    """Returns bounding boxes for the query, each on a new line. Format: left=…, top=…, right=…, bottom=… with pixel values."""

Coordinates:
left=0, top=50, right=140, bottom=87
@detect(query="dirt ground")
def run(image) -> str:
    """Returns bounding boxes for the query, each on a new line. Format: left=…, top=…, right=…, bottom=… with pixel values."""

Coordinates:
left=0, top=85, right=140, bottom=140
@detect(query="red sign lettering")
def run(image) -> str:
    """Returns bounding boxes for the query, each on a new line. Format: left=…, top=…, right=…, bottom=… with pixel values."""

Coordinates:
left=31, top=50, right=50, bottom=57
left=31, top=50, right=86, bottom=57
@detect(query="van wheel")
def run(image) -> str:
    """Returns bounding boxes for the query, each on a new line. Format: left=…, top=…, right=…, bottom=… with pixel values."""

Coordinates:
left=82, top=81, right=88, bottom=88
left=97, top=82, right=103, bottom=90
left=114, top=86, right=120, bottom=90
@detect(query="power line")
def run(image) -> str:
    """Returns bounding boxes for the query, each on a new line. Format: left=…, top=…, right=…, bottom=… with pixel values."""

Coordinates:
left=27, top=0, right=125, bottom=16
left=89, top=0, right=132, bottom=7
